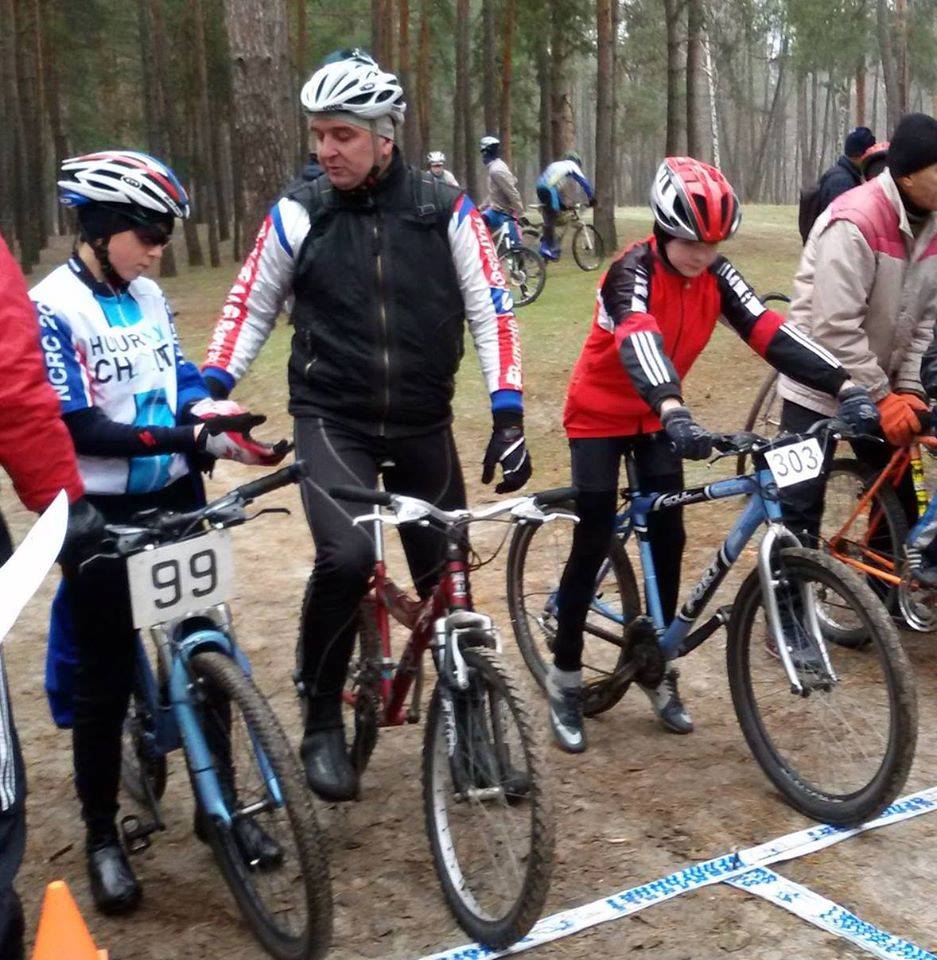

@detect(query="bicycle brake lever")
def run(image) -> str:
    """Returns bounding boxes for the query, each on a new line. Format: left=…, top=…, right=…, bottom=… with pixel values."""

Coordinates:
left=243, top=506, right=291, bottom=522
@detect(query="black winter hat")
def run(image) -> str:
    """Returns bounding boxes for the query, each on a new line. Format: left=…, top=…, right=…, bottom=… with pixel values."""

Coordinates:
left=844, top=126, right=875, bottom=157
left=888, top=113, right=937, bottom=178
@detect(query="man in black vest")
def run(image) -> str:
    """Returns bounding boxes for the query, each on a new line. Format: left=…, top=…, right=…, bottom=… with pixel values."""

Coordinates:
left=202, top=57, right=531, bottom=801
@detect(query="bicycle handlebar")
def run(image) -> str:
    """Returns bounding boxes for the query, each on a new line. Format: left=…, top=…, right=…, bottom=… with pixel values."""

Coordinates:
left=235, top=462, right=306, bottom=503
left=328, top=485, right=393, bottom=507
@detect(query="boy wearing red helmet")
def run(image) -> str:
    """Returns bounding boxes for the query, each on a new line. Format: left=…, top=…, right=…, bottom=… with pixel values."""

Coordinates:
left=547, top=157, right=877, bottom=754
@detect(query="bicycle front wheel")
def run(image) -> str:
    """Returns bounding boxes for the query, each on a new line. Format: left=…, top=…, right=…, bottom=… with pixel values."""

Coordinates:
left=727, top=548, right=917, bottom=825
left=423, top=647, right=553, bottom=949
left=571, top=224, right=604, bottom=271
left=122, top=689, right=168, bottom=805
left=501, top=247, right=546, bottom=307
left=189, top=652, right=333, bottom=960
left=506, top=507, right=639, bottom=716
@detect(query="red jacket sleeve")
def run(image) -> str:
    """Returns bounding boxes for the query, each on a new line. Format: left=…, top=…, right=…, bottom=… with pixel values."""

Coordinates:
left=0, top=234, right=83, bottom=511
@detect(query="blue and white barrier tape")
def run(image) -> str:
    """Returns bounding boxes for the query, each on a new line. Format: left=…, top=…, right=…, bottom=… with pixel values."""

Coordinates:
left=416, top=787, right=937, bottom=960
left=728, top=867, right=936, bottom=960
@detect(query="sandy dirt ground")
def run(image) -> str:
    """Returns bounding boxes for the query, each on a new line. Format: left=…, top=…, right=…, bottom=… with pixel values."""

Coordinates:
left=5, top=234, right=937, bottom=960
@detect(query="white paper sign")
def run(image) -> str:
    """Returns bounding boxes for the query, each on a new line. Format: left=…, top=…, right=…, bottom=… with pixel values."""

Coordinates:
left=765, top=437, right=824, bottom=489
left=127, top=529, right=234, bottom=628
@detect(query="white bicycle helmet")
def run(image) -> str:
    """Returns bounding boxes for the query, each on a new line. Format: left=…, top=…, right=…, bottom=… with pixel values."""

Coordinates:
left=427, top=151, right=446, bottom=164
left=300, top=59, right=406, bottom=125
left=479, top=135, right=500, bottom=151
left=58, top=150, right=190, bottom=219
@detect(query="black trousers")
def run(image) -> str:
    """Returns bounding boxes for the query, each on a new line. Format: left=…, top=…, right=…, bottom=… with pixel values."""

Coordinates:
left=553, top=433, right=684, bottom=672
left=777, top=400, right=917, bottom=546
left=0, top=518, right=24, bottom=960
left=66, top=476, right=202, bottom=835
left=294, top=417, right=466, bottom=731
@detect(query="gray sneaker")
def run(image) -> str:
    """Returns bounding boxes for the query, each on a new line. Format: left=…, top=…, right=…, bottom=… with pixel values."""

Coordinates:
left=640, top=667, right=693, bottom=734
left=545, top=667, right=587, bottom=753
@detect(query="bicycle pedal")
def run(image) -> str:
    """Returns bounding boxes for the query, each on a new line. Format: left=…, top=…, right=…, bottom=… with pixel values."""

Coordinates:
left=120, top=813, right=160, bottom=854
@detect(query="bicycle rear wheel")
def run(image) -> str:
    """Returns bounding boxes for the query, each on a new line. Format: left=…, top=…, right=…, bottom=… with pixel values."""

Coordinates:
left=423, top=647, right=553, bottom=949
left=736, top=371, right=782, bottom=474
left=571, top=224, right=604, bottom=271
left=506, top=506, right=639, bottom=716
left=727, top=548, right=917, bottom=825
left=189, top=652, right=332, bottom=960
left=501, top=247, right=546, bottom=307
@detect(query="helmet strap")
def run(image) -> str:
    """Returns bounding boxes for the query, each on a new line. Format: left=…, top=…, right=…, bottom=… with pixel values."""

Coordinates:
left=89, top=237, right=128, bottom=290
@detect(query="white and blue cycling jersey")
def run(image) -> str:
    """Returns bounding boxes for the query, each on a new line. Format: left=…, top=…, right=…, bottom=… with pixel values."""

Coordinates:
left=537, top=160, right=595, bottom=210
left=30, top=257, right=208, bottom=496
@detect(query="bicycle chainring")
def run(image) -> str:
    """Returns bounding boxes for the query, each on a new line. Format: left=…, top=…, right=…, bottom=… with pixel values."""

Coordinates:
left=625, top=616, right=666, bottom=688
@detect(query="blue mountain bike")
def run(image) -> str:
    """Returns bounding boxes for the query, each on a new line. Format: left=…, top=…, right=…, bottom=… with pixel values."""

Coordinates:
left=114, top=463, right=332, bottom=960
left=506, top=422, right=917, bottom=826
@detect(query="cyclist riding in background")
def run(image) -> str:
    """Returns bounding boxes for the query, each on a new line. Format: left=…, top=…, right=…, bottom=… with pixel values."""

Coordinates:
left=479, top=134, right=524, bottom=246
left=776, top=113, right=937, bottom=570
left=202, top=59, right=530, bottom=805
left=536, top=150, right=595, bottom=261
left=427, top=150, right=459, bottom=187
left=548, top=156, right=876, bottom=754
left=31, top=151, right=287, bottom=917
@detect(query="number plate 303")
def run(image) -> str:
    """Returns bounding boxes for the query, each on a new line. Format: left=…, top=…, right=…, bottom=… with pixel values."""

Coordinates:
left=127, top=530, right=234, bottom=629
left=765, top=437, right=824, bottom=489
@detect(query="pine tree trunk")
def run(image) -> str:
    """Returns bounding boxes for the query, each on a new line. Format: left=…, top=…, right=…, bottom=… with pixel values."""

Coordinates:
left=398, top=0, right=417, bottom=162
left=662, top=0, right=685, bottom=155
left=194, top=0, right=220, bottom=266
left=416, top=0, right=431, bottom=159
left=856, top=56, right=866, bottom=125
left=797, top=69, right=809, bottom=185
left=455, top=0, right=475, bottom=194
left=894, top=0, right=909, bottom=117
left=295, top=0, right=307, bottom=168
left=536, top=31, right=551, bottom=171
left=594, top=0, right=616, bottom=249
left=19, top=0, right=48, bottom=247
left=877, top=0, right=900, bottom=131
left=481, top=0, right=497, bottom=135
left=685, top=0, right=705, bottom=159
left=498, top=0, right=514, bottom=160
left=42, top=0, right=67, bottom=235
left=222, top=0, right=299, bottom=259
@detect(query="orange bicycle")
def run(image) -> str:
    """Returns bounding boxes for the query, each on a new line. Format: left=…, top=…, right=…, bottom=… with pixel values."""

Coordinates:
left=821, top=429, right=937, bottom=639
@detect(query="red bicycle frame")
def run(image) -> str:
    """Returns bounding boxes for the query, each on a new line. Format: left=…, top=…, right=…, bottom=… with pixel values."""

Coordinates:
left=343, top=514, right=474, bottom=728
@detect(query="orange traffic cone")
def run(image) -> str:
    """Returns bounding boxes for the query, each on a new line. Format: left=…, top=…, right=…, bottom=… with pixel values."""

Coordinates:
left=31, top=880, right=108, bottom=960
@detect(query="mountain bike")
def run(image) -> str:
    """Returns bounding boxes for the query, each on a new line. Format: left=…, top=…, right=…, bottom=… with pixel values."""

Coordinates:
left=520, top=204, right=605, bottom=271
left=505, top=422, right=917, bottom=826
left=302, top=485, right=562, bottom=949
left=116, top=462, right=332, bottom=960
left=821, top=421, right=937, bottom=637
left=491, top=219, right=546, bottom=307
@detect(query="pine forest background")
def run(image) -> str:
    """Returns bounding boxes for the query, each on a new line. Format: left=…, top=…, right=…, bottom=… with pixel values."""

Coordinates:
left=2, top=0, right=937, bottom=274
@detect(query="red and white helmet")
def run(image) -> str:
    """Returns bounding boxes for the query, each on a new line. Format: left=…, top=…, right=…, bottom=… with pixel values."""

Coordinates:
left=58, top=150, right=190, bottom=220
left=650, top=157, right=740, bottom=243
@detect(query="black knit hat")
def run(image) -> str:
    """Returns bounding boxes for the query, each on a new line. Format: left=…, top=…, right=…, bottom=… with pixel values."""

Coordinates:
left=888, top=113, right=937, bottom=178
left=844, top=126, right=875, bottom=158
left=77, top=202, right=173, bottom=242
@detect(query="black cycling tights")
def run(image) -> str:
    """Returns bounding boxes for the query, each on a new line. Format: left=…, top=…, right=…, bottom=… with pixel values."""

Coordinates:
left=294, top=418, right=466, bottom=732
left=553, top=446, right=684, bottom=673
left=66, top=477, right=201, bottom=837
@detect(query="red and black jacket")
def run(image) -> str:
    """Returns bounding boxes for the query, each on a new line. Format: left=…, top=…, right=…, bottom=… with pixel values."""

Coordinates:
left=564, top=235, right=848, bottom=438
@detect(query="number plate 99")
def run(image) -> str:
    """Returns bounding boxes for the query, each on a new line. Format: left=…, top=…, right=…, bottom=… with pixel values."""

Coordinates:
left=765, top=437, right=824, bottom=489
left=127, top=530, right=234, bottom=628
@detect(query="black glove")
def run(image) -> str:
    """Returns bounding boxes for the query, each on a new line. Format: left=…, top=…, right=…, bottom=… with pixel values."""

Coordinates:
left=59, top=497, right=106, bottom=568
left=836, top=385, right=881, bottom=435
left=482, top=412, right=532, bottom=494
left=661, top=405, right=713, bottom=461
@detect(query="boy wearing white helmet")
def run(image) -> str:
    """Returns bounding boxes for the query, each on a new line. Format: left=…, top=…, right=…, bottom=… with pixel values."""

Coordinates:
left=32, top=150, right=287, bottom=915
left=426, top=150, right=459, bottom=187
left=203, top=57, right=530, bottom=803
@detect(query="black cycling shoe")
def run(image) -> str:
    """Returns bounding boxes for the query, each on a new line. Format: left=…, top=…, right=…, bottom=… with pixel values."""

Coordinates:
left=301, top=727, right=359, bottom=802
left=87, top=830, right=142, bottom=916
left=193, top=808, right=283, bottom=870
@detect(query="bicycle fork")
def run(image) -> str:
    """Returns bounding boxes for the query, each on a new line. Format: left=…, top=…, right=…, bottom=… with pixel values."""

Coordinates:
left=757, top=523, right=837, bottom=694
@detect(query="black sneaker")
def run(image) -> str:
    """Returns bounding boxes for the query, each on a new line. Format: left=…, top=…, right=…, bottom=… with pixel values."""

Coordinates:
left=639, top=668, right=693, bottom=734
left=545, top=669, right=586, bottom=753
left=86, top=829, right=142, bottom=916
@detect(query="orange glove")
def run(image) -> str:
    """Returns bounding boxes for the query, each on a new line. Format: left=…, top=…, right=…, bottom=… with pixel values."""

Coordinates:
left=875, top=392, right=929, bottom=447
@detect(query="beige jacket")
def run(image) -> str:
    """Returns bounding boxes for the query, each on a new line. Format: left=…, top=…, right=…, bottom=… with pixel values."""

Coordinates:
left=778, top=170, right=937, bottom=416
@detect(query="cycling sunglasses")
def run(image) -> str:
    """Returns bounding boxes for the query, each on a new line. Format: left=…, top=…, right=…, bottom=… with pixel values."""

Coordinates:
left=133, top=222, right=173, bottom=247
